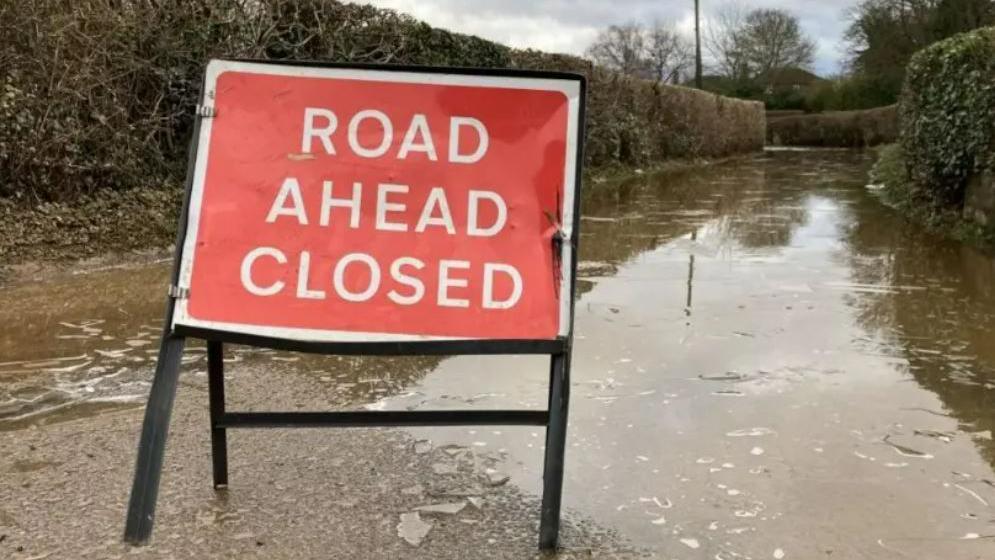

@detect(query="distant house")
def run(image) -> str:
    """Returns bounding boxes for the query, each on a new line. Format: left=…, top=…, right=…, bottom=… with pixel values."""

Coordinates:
left=688, top=67, right=826, bottom=109
left=760, top=67, right=824, bottom=94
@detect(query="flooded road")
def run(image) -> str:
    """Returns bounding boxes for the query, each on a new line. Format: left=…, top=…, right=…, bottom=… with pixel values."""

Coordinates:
left=2, top=149, right=995, bottom=557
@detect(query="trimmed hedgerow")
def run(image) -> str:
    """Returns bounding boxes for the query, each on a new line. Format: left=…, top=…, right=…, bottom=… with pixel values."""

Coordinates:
left=0, top=0, right=763, bottom=206
left=766, top=105, right=898, bottom=147
left=899, top=27, right=995, bottom=205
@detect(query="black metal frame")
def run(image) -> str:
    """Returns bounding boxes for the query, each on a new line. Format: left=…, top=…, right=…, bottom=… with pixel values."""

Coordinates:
left=123, top=59, right=585, bottom=552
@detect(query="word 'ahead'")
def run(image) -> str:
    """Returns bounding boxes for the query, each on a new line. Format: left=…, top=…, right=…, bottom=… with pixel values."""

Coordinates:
left=172, top=61, right=581, bottom=342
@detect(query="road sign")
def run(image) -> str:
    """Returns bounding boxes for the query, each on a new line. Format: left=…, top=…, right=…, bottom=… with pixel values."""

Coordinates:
left=173, top=60, right=580, bottom=342
left=124, top=59, right=585, bottom=551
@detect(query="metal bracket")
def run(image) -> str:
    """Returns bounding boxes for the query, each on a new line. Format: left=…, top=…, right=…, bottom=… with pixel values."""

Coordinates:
left=168, top=285, right=190, bottom=299
left=196, top=105, right=217, bottom=118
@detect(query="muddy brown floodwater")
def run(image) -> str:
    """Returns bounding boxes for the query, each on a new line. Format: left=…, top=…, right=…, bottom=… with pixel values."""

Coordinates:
left=2, top=148, right=995, bottom=558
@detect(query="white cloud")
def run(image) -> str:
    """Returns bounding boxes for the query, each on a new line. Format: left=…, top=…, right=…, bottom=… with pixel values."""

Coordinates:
left=362, top=0, right=861, bottom=77
left=369, top=0, right=602, bottom=54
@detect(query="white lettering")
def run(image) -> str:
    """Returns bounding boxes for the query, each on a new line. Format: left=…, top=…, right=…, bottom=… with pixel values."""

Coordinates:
left=438, top=259, right=470, bottom=308
left=295, top=251, right=325, bottom=299
left=301, top=107, right=337, bottom=154
left=398, top=114, right=438, bottom=161
left=348, top=109, right=393, bottom=158
left=240, top=247, right=287, bottom=296
left=415, top=187, right=456, bottom=234
left=320, top=180, right=362, bottom=228
left=266, top=177, right=309, bottom=225
left=449, top=116, right=489, bottom=164
left=332, top=253, right=381, bottom=302
left=376, top=183, right=409, bottom=232
left=467, top=190, right=507, bottom=237
left=388, top=257, right=425, bottom=305
left=482, top=263, right=523, bottom=309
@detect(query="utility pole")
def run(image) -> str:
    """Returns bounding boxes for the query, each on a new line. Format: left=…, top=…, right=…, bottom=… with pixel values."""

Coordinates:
left=694, top=0, right=703, bottom=89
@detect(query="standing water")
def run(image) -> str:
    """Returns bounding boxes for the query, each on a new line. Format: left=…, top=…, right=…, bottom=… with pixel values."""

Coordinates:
left=1, top=149, right=993, bottom=557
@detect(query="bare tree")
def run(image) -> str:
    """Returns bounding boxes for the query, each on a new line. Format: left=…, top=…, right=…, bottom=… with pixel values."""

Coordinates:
left=586, top=21, right=692, bottom=83
left=739, top=9, right=816, bottom=88
left=704, top=2, right=751, bottom=82
left=705, top=4, right=816, bottom=89
left=645, top=22, right=694, bottom=83
left=585, top=23, right=648, bottom=76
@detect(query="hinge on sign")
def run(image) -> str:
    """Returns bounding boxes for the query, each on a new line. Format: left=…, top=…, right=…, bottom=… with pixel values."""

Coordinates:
left=168, top=285, right=190, bottom=299
left=196, top=105, right=217, bottom=118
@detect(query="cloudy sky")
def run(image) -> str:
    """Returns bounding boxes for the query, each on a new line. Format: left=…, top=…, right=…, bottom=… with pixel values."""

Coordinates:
left=365, top=0, right=863, bottom=77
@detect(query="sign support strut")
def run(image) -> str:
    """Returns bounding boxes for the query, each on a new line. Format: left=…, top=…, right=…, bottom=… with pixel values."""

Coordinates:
left=540, top=350, right=571, bottom=549
left=123, top=333, right=186, bottom=544
left=207, top=340, right=229, bottom=488
left=125, top=339, right=573, bottom=549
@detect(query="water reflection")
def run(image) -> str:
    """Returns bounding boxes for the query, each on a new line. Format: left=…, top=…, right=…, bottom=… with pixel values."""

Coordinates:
left=382, top=149, right=995, bottom=556
left=578, top=158, right=810, bottom=275
left=843, top=193, right=995, bottom=465
left=0, top=263, right=442, bottom=428
left=2, top=149, right=994, bottom=500
left=0, top=153, right=812, bottom=429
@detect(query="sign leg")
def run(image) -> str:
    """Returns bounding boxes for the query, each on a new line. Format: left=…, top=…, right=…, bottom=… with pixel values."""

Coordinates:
left=124, top=335, right=186, bottom=545
left=207, top=340, right=228, bottom=488
left=539, top=351, right=571, bottom=550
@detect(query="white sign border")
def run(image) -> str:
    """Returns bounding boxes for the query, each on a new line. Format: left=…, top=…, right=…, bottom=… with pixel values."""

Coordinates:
left=172, top=59, right=581, bottom=343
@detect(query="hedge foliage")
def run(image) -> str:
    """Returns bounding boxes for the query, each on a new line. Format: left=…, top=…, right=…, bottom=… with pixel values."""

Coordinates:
left=766, top=105, right=898, bottom=147
left=0, top=0, right=763, bottom=205
left=900, top=27, right=995, bottom=205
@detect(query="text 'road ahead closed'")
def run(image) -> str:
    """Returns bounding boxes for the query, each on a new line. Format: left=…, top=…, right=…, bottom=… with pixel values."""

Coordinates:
left=174, top=63, right=580, bottom=341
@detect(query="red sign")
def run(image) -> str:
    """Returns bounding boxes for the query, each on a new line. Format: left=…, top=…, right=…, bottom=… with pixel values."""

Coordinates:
left=172, top=61, right=581, bottom=342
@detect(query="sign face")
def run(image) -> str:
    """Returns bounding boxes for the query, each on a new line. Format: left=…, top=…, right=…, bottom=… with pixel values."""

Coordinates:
left=172, top=60, right=582, bottom=342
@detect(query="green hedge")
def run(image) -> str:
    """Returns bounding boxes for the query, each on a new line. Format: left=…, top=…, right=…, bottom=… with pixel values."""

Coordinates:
left=0, top=0, right=763, bottom=205
left=900, top=27, right=995, bottom=204
left=766, top=105, right=898, bottom=147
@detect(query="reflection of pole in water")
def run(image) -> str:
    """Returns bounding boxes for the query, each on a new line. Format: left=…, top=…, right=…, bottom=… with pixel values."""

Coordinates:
left=685, top=230, right=696, bottom=319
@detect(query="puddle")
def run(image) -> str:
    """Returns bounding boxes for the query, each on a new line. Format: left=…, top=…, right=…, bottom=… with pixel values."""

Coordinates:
left=0, top=262, right=442, bottom=428
left=383, top=150, right=995, bottom=556
left=2, top=149, right=995, bottom=557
